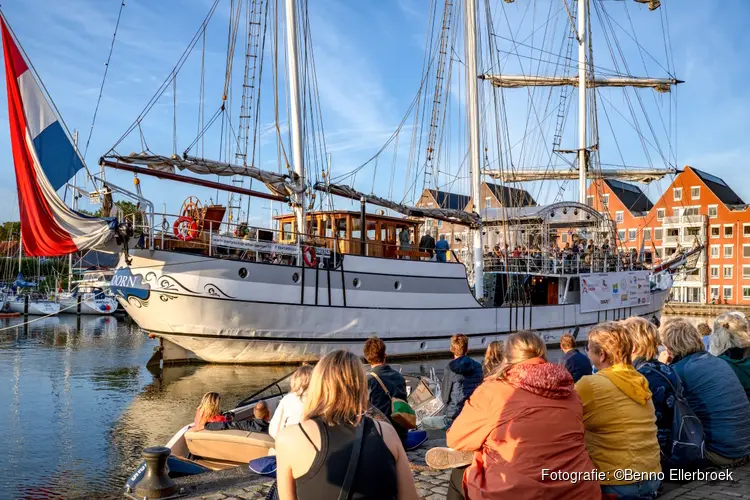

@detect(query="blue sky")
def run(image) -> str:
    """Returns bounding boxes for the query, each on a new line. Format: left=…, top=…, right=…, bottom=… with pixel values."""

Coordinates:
left=1, top=0, right=750, bottom=225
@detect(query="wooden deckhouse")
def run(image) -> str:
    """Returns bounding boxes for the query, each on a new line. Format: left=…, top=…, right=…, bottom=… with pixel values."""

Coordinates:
left=274, top=210, right=423, bottom=258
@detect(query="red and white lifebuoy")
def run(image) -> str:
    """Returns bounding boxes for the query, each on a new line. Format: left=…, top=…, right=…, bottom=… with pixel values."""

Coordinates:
left=173, top=217, right=199, bottom=241
left=302, top=246, right=317, bottom=267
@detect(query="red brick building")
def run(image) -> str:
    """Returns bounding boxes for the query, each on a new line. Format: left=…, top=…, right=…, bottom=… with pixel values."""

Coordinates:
left=588, top=166, right=750, bottom=305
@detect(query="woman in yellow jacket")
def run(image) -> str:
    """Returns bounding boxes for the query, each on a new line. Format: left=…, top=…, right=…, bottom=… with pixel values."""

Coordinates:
left=575, top=321, right=662, bottom=499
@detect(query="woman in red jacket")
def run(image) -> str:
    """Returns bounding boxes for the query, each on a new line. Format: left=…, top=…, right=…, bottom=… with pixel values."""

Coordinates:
left=444, top=331, right=600, bottom=499
left=192, top=392, right=228, bottom=430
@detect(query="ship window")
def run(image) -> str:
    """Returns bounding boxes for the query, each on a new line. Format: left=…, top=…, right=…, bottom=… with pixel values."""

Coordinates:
left=282, top=222, right=293, bottom=241
left=292, top=272, right=300, bottom=283
left=238, top=267, right=248, bottom=278
left=352, top=278, right=361, bottom=288
left=394, top=281, right=402, bottom=290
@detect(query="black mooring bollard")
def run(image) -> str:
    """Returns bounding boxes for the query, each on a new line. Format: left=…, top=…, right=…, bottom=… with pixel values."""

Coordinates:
left=23, top=295, right=28, bottom=316
left=77, top=294, right=81, bottom=314
left=133, top=446, right=177, bottom=499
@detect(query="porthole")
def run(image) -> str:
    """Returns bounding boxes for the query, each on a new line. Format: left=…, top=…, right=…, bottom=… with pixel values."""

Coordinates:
left=292, top=272, right=300, bottom=283
left=238, top=267, right=248, bottom=278
left=481, top=337, right=487, bottom=345
left=419, top=342, right=426, bottom=349
left=352, top=278, right=361, bottom=288
left=394, top=281, right=402, bottom=290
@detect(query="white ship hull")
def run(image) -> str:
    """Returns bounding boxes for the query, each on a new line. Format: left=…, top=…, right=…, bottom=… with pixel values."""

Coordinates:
left=111, top=249, right=667, bottom=364
left=58, top=295, right=118, bottom=315
left=8, top=297, right=60, bottom=316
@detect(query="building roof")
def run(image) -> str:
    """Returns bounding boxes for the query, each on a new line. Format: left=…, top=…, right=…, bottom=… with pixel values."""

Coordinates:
left=691, top=167, right=745, bottom=206
left=604, top=179, right=654, bottom=214
left=485, top=182, right=536, bottom=207
left=426, top=189, right=470, bottom=211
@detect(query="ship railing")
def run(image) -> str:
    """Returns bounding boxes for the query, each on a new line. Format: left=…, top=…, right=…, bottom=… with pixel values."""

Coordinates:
left=483, top=251, right=643, bottom=275
left=126, top=213, right=462, bottom=265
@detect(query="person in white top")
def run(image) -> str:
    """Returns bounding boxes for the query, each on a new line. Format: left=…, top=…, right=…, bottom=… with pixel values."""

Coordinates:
left=269, top=364, right=314, bottom=439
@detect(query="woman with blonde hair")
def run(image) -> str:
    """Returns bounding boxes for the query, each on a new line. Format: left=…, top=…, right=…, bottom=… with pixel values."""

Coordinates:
left=193, top=392, right=227, bottom=430
left=622, top=317, right=682, bottom=470
left=482, top=340, right=504, bottom=376
left=660, top=319, right=750, bottom=466
left=274, top=350, right=417, bottom=500
left=269, top=364, right=314, bottom=439
left=432, top=331, right=600, bottom=499
left=576, top=321, right=661, bottom=499
left=710, top=313, right=750, bottom=398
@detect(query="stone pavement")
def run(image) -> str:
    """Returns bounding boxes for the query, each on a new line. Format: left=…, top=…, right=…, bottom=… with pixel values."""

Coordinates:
left=177, top=436, right=750, bottom=500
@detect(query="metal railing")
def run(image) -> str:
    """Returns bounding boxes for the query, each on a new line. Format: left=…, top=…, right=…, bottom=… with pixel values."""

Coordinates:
left=483, top=251, right=645, bottom=275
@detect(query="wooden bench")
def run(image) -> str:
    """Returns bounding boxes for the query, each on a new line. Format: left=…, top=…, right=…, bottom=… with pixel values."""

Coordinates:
left=394, top=249, right=431, bottom=260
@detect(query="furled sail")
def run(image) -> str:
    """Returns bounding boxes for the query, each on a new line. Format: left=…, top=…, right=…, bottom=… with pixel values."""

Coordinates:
left=1, top=17, right=114, bottom=257
left=314, top=182, right=481, bottom=227
left=105, top=152, right=301, bottom=199
left=484, top=168, right=675, bottom=183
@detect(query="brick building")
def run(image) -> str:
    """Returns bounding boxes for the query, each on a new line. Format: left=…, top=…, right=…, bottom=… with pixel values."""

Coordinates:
left=415, top=182, right=535, bottom=261
left=588, top=166, right=750, bottom=305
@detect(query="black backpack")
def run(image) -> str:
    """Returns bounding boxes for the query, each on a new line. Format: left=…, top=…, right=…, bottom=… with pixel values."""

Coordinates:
left=642, top=365, right=705, bottom=470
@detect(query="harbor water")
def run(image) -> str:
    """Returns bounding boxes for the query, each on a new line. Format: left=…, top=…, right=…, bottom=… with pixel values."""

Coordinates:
left=0, top=313, right=698, bottom=499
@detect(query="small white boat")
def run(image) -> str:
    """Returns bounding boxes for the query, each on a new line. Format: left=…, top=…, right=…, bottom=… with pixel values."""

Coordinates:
left=58, top=292, right=117, bottom=315
left=7, top=295, right=60, bottom=316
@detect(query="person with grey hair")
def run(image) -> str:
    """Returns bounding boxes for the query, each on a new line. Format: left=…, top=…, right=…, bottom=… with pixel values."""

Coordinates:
left=711, top=312, right=750, bottom=399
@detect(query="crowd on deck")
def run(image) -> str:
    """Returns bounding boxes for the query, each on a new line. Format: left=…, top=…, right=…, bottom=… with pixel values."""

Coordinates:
left=188, top=311, right=750, bottom=500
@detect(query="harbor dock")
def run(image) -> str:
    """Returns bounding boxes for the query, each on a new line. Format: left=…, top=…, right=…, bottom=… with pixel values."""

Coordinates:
left=171, top=431, right=750, bottom=500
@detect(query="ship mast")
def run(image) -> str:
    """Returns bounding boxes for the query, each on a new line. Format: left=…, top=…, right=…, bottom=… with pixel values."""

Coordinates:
left=577, top=0, right=587, bottom=204
left=284, top=0, right=306, bottom=241
left=465, top=0, right=483, bottom=299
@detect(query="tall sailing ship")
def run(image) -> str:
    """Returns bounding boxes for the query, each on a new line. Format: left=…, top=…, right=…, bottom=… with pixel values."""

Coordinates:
left=1, top=0, right=694, bottom=363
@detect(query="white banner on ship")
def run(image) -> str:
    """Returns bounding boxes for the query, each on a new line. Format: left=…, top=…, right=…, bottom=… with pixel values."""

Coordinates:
left=580, top=271, right=651, bottom=313
left=212, top=235, right=331, bottom=256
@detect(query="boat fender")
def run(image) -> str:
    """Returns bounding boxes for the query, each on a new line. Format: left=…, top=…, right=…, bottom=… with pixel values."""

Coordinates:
left=302, top=246, right=317, bottom=267
left=173, top=217, right=199, bottom=241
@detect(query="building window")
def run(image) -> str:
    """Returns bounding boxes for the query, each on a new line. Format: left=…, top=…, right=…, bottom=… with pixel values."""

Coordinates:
left=617, top=229, right=626, bottom=242
left=691, top=186, right=700, bottom=199
left=744, top=287, right=750, bottom=300
left=644, top=228, right=651, bottom=241
left=724, top=286, right=733, bottom=300
left=673, top=208, right=682, bottom=218
left=656, top=208, right=665, bottom=221
left=586, top=195, right=594, bottom=207
left=654, top=248, right=663, bottom=258
left=744, top=265, right=750, bottom=278
left=686, top=226, right=701, bottom=237
left=602, top=194, right=610, bottom=209
left=725, top=245, right=734, bottom=258
left=725, top=266, right=733, bottom=279
left=616, top=211, right=624, bottom=223
left=744, top=224, right=750, bottom=237
left=684, top=207, right=700, bottom=216
left=745, top=245, right=750, bottom=258
left=485, top=197, right=491, bottom=209
left=711, top=225, right=720, bottom=238
left=725, top=225, right=734, bottom=238
left=708, top=205, right=718, bottom=218
left=673, top=188, right=682, bottom=201
left=629, top=229, right=636, bottom=241
left=711, top=245, right=720, bottom=258
left=561, top=233, right=569, bottom=243
left=437, top=220, right=443, bottom=228
left=654, top=228, right=663, bottom=240
left=710, top=286, right=720, bottom=300
left=710, top=265, right=719, bottom=278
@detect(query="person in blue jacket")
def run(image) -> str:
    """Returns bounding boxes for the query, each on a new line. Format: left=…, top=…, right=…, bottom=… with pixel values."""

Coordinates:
left=435, top=234, right=450, bottom=262
left=559, top=332, right=592, bottom=382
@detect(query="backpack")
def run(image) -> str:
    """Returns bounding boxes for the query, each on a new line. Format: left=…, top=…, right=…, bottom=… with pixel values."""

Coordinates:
left=643, top=364, right=705, bottom=469
left=370, top=372, right=417, bottom=430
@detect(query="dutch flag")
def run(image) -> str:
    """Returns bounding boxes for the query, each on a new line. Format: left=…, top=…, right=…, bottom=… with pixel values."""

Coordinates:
left=1, top=16, right=113, bottom=256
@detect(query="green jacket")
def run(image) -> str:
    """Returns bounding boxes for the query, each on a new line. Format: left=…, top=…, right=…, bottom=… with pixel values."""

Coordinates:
left=720, top=347, right=750, bottom=400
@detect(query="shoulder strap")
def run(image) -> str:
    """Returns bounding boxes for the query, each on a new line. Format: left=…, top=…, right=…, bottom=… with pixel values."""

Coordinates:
left=297, top=422, right=320, bottom=453
left=338, top=418, right=366, bottom=500
left=641, top=364, right=684, bottom=398
left=369, top=372, right=392, bottom=399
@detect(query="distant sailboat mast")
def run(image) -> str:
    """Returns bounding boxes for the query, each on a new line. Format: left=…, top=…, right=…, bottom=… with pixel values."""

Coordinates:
left=577, top=0, right=587, bottom=204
